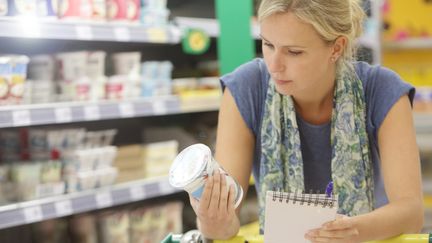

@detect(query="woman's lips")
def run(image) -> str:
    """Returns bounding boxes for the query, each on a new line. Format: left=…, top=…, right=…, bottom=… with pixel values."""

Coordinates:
left=275, top=79, right=293, bottom=85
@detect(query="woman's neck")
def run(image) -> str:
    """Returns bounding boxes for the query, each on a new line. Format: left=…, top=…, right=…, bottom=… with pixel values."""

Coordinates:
left=293, top=77, right=336, bottom=125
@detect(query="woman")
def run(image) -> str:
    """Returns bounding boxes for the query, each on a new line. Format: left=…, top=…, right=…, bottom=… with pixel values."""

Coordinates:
left=189, top=0, right=424, bottom=242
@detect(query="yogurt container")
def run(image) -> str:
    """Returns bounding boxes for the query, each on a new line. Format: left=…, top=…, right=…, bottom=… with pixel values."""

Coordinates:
left=169, top=143, right=243, bottom=208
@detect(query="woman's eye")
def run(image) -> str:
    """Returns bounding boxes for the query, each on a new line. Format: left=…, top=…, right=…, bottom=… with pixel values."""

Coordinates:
left=288, top=51, right=303, bottom=56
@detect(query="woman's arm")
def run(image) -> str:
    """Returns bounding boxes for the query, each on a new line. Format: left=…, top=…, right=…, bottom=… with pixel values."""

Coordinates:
left=354, top=94, right=424, bottom=240
left=190, top=88, right=255, bottom=240
left=306, top=95, right=424, bottom=243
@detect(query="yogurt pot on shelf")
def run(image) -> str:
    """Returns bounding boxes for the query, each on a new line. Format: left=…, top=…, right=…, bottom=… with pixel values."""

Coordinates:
left=169, top=143, right=243, bottom=208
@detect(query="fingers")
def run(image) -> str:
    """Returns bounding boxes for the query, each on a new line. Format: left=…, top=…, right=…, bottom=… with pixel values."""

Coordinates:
left=305, top=222, right=359, bottom=243
left=227, top=184, right=236, bottom=213
left=208, top=170, right=221, bottom=210
left=219, top=172, right=229, bottom=213
left=322, top=215, right=353, bottom=230
left=199, top=172, right=214, bottom=211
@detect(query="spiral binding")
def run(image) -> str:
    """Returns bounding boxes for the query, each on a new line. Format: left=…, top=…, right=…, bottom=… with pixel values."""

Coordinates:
left=271, top=189, right=337, bottom=208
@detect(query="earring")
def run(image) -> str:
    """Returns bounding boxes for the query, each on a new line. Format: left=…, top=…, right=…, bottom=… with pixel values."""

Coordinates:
left=331, top=57, right=336, bottom=62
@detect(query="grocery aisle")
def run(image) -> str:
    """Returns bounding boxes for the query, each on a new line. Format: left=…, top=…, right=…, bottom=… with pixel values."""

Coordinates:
left=0, top=0, right=430, bottom=243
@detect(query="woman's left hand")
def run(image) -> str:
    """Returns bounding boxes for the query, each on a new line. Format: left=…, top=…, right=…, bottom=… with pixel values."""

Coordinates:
left=304, top=215, right=360, bottom=243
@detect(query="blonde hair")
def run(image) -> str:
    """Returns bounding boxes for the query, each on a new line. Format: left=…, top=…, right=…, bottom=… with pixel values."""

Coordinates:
left=258, top=0, right=365, bottom=74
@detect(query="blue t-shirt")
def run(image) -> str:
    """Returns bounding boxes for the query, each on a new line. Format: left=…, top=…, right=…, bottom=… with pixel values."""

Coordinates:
left=220, top=58, right=415, bottom=208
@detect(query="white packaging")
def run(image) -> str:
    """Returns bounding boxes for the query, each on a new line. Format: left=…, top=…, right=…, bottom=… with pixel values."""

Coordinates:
left=96, top=166, right=118, bottom=187
left=11, top=162, right=42, bottom=201
left=111, top=52, right=141, bottom=76
left=98, top=211, right=130, bottom=243
left=35, top=181, right=65, bottom=198
left=90, top=76, right=107, bottom=101
left=105, top=75, right=125, bottom=100
left=29, top=129, right=50, bottom=161
left=28, top=55, right=55, bottom=81
left=95, top=146, right=118, bottom=169
left=77, top=170, right=98, bottom=190
left=169, top=143, right=243, bottom=208
left=87, top=51, right=106, bottom=79
left=0, top=56, right=12, bottom=102
left=56, top=52, right=88, bottom=81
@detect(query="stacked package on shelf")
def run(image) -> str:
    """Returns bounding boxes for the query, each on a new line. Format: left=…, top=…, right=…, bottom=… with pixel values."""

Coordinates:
left=172, top=77, right=222, bottom=110
left=114, top=144, right=145, bottom=183
left=60, top=129, right=118, bottom=193
left=107, top=0, right=141, bottom=23
left=1, top=0, right=171, bottom=25
left=142, top=140, right=178, bottom=178
left=0, top=55, right=30, bottom=105
left=114, top=140, right=178, bottom=183
left=56, top=52, right=94, bottom=101
left=0, top=128, right=119, bottom=202
left=69, top=214, right=99, bottom=243
left=98, top=210, right=130, bottom=243
left=129, top=202, right=183, bottom=243
left=141, top=61, right=173, bottom=97
left=27, top=55, right=56, bottom=104
left=141, top=0, right=170, bottom=26
left=36, top=201, right=183, bottom=243
left=0, top=128, right=65, bottom=201
left=110, top=52, right=142, bottom=100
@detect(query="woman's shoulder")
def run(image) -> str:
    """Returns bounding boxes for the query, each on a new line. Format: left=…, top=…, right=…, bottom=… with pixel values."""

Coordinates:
left=354, top=61, right=415, bottom=139
left=220, top=58, right=269, bottom=88
left=355, top=61, right=403, bottom=87
left=219, top=58, right=269, bottom=136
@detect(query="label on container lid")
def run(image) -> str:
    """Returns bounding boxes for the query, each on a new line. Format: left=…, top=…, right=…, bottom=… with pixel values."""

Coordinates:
left=169, top=144, right=211, bottom=188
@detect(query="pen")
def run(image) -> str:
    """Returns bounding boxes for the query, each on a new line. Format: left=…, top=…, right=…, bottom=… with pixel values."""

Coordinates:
left=325, top=181, right=333, bottom=198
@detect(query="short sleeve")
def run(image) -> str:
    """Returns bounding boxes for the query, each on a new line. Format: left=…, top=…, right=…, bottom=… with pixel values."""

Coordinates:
left=356, top=62, right=416, bottom=140
left=220, top=58, right=269, bottom=136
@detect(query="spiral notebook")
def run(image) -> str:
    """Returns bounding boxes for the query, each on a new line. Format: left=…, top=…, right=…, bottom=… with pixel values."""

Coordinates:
left=264, top=190, right=338, bottom=243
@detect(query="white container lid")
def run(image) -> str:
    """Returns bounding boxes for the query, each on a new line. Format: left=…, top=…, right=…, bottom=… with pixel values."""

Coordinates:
left=169, top=143, right=211, bottom=188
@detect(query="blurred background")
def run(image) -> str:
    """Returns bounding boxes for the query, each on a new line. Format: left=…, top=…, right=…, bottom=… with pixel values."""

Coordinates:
left=0, top=0, right=430, bottom=242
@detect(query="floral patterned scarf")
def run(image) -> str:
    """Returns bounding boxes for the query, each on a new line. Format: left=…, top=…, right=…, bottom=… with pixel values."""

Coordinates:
left=259, top=68, right=374, bottom=231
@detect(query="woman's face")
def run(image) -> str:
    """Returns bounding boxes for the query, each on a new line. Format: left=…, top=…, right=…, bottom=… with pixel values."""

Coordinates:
left=260, top=12, right=336, bottom=97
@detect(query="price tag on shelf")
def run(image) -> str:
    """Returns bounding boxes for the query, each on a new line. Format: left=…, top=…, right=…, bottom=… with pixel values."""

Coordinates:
left=55, top=107, right=72, bottom=123
left=95, top=191, right=113, bottom=209
left=22, top=24, right=42, bottom=38
left=152, top=100, right=167, bottom=115
left=23, top=206, right=43, bottom=224
left=114, top=27, right=131, bottom=42
left=84, top=105, right=100, bottom=121
left=75, top=25, right=93, bottom=40
left=129, top=185, right=146, bottom=201
left=12, top=110, right=31, bottom=127
left=147, top=28, right=168, bottom=43
left=119, top=102, right=135, bottom=118
left=55, top=200, right=73, bottom=217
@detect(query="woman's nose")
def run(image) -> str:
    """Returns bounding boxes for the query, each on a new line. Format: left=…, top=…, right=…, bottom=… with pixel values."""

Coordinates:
left=268, top=52, right=285, bottom=73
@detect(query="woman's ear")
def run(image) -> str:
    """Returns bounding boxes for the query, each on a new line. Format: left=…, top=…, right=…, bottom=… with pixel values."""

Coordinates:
left=330, top=36, right=347, bottom=61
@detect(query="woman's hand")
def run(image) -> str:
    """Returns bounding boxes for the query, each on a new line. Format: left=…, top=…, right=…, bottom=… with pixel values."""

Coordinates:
left=189, top=170, right=240, bottom=240
left=305, top=215, right=360, bottom=243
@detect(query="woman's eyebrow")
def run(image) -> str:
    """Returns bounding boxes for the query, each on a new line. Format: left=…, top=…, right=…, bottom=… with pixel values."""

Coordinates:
left=259, top=34, right=306, bottom=48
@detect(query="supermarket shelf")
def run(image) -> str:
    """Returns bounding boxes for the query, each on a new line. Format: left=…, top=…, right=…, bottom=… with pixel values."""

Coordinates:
left=0, top=17, right=181, bottom=44
left=0, top=95, right=220, bottom=128
left=383, top=38, right=432, bottom=50
left=0, top=177, right=180, bottom=230
left=175, top=16, right=377, bottom=49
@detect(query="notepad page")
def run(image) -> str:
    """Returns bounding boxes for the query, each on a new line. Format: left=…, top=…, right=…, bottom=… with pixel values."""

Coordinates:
left=264, top=191, right=338, bottom=243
